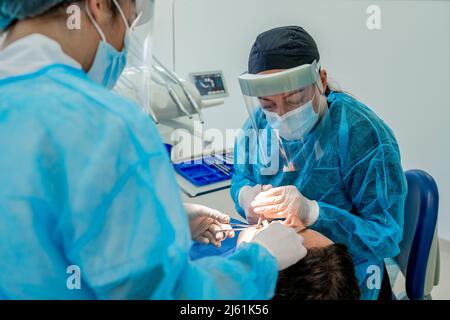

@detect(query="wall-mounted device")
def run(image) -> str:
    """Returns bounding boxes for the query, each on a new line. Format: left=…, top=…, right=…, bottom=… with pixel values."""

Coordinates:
left=189, top=71, right=229, bottom=100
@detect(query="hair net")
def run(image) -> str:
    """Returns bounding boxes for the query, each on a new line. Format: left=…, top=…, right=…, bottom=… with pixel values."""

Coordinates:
left=0, top=0, right=69, bottom=29
left=248, top=26, right=320, bottom=74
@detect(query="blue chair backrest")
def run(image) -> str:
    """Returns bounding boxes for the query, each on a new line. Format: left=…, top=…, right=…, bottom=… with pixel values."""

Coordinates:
left=395, top=170, right=439, bottom=299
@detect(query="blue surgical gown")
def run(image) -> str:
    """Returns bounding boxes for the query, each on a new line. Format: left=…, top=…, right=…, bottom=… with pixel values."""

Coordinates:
left=0, top=64, right=278, bottom=299
left=231, top=92, right=407, bottom=300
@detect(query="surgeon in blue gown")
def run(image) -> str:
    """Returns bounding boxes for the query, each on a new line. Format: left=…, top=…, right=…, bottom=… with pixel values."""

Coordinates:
left=0, top=2, right=307, bottom=299
left=232, top=26, right=408, bottom=300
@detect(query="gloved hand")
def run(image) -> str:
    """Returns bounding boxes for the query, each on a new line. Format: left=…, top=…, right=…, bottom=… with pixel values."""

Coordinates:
left=238, top=184, right=272, bottom=224
left=184, top=203, right=235, bottom=248
left=250, top=221, right=307, bottom=270
left=236, top=220, right=269, bottom=246
left=250, top=185, right=320, bottom=227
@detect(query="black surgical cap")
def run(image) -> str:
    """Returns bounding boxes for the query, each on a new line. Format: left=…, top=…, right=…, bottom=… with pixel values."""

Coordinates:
left=248, top=26, right=320, bottom=74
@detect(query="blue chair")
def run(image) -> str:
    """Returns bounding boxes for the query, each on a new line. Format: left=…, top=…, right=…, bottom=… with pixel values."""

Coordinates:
left=394, top=170, right=440, bottom=300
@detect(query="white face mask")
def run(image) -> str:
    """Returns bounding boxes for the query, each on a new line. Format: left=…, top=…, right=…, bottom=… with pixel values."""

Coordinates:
left=263, top=99, right=319, bottom=141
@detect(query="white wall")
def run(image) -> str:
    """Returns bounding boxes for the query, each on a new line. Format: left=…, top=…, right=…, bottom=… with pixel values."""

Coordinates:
left=153, top=0, right=450, bottom=240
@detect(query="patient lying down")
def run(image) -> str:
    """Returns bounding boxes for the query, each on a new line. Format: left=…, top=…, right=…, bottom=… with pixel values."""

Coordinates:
left=238, top=222, right=361, bottom=300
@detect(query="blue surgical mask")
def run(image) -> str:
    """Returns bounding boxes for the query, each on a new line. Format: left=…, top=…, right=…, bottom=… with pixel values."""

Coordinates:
left=264, top=100, right=319, bottom=141
left=85, top=1, right=131, bottom=89
left=87, top=36, right=129, bottom=89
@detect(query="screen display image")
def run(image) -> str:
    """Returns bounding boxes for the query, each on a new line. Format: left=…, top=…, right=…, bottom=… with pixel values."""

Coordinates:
left=190, top=72, right=228, bottom=99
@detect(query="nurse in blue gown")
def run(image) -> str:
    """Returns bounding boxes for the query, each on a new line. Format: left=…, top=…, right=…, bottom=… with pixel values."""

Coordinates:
left=0, top=1, right=306, bottom=299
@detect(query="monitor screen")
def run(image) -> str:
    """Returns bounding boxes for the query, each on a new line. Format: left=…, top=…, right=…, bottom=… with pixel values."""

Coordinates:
left=190, top=71, right=228, bottom=99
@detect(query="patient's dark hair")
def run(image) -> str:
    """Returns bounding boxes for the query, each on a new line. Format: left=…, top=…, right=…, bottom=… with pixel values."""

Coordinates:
left=274, top=244, right=360, bottom=300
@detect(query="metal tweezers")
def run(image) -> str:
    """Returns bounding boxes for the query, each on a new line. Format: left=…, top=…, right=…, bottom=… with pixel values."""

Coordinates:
left=220, top=221, right=264, bottom=232
left=228, top=223, right=259, bottom=231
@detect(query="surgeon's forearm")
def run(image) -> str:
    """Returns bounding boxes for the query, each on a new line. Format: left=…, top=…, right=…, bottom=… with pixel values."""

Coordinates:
left=174, top=242, right=278, bottom=299
left=310, top=202, right=401, bottom=260
left=230, top=175, right=257, bottom=218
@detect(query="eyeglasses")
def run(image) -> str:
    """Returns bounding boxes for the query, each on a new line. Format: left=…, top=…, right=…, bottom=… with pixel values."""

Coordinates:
left=259, top=86, right=316, bottom=112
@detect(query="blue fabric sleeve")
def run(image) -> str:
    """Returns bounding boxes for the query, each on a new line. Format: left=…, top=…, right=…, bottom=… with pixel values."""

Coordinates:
left=310, top=105, right=407, bottom=261
left=231, top=131, right=258, bottom=219
left=175, top=242, right=278, bottom=300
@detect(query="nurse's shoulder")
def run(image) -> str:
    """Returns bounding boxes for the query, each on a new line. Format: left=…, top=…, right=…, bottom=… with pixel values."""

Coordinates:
left=0, top=64, right=167, bottom=163
left=327, top=91, right=400, bottom=168
left=51, top=65, right=165, bottom=156
left=328, top=91, right=399, bottom=145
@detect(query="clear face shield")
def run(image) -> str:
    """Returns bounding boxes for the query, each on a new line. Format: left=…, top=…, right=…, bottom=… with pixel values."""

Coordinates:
left=238, top=61, right=328, bottom=174
left=115, top=0, right=156, bottom=119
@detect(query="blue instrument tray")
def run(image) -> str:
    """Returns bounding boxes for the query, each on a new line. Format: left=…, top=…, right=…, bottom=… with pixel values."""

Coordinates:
left=173, top=157, right=234, bottom=187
